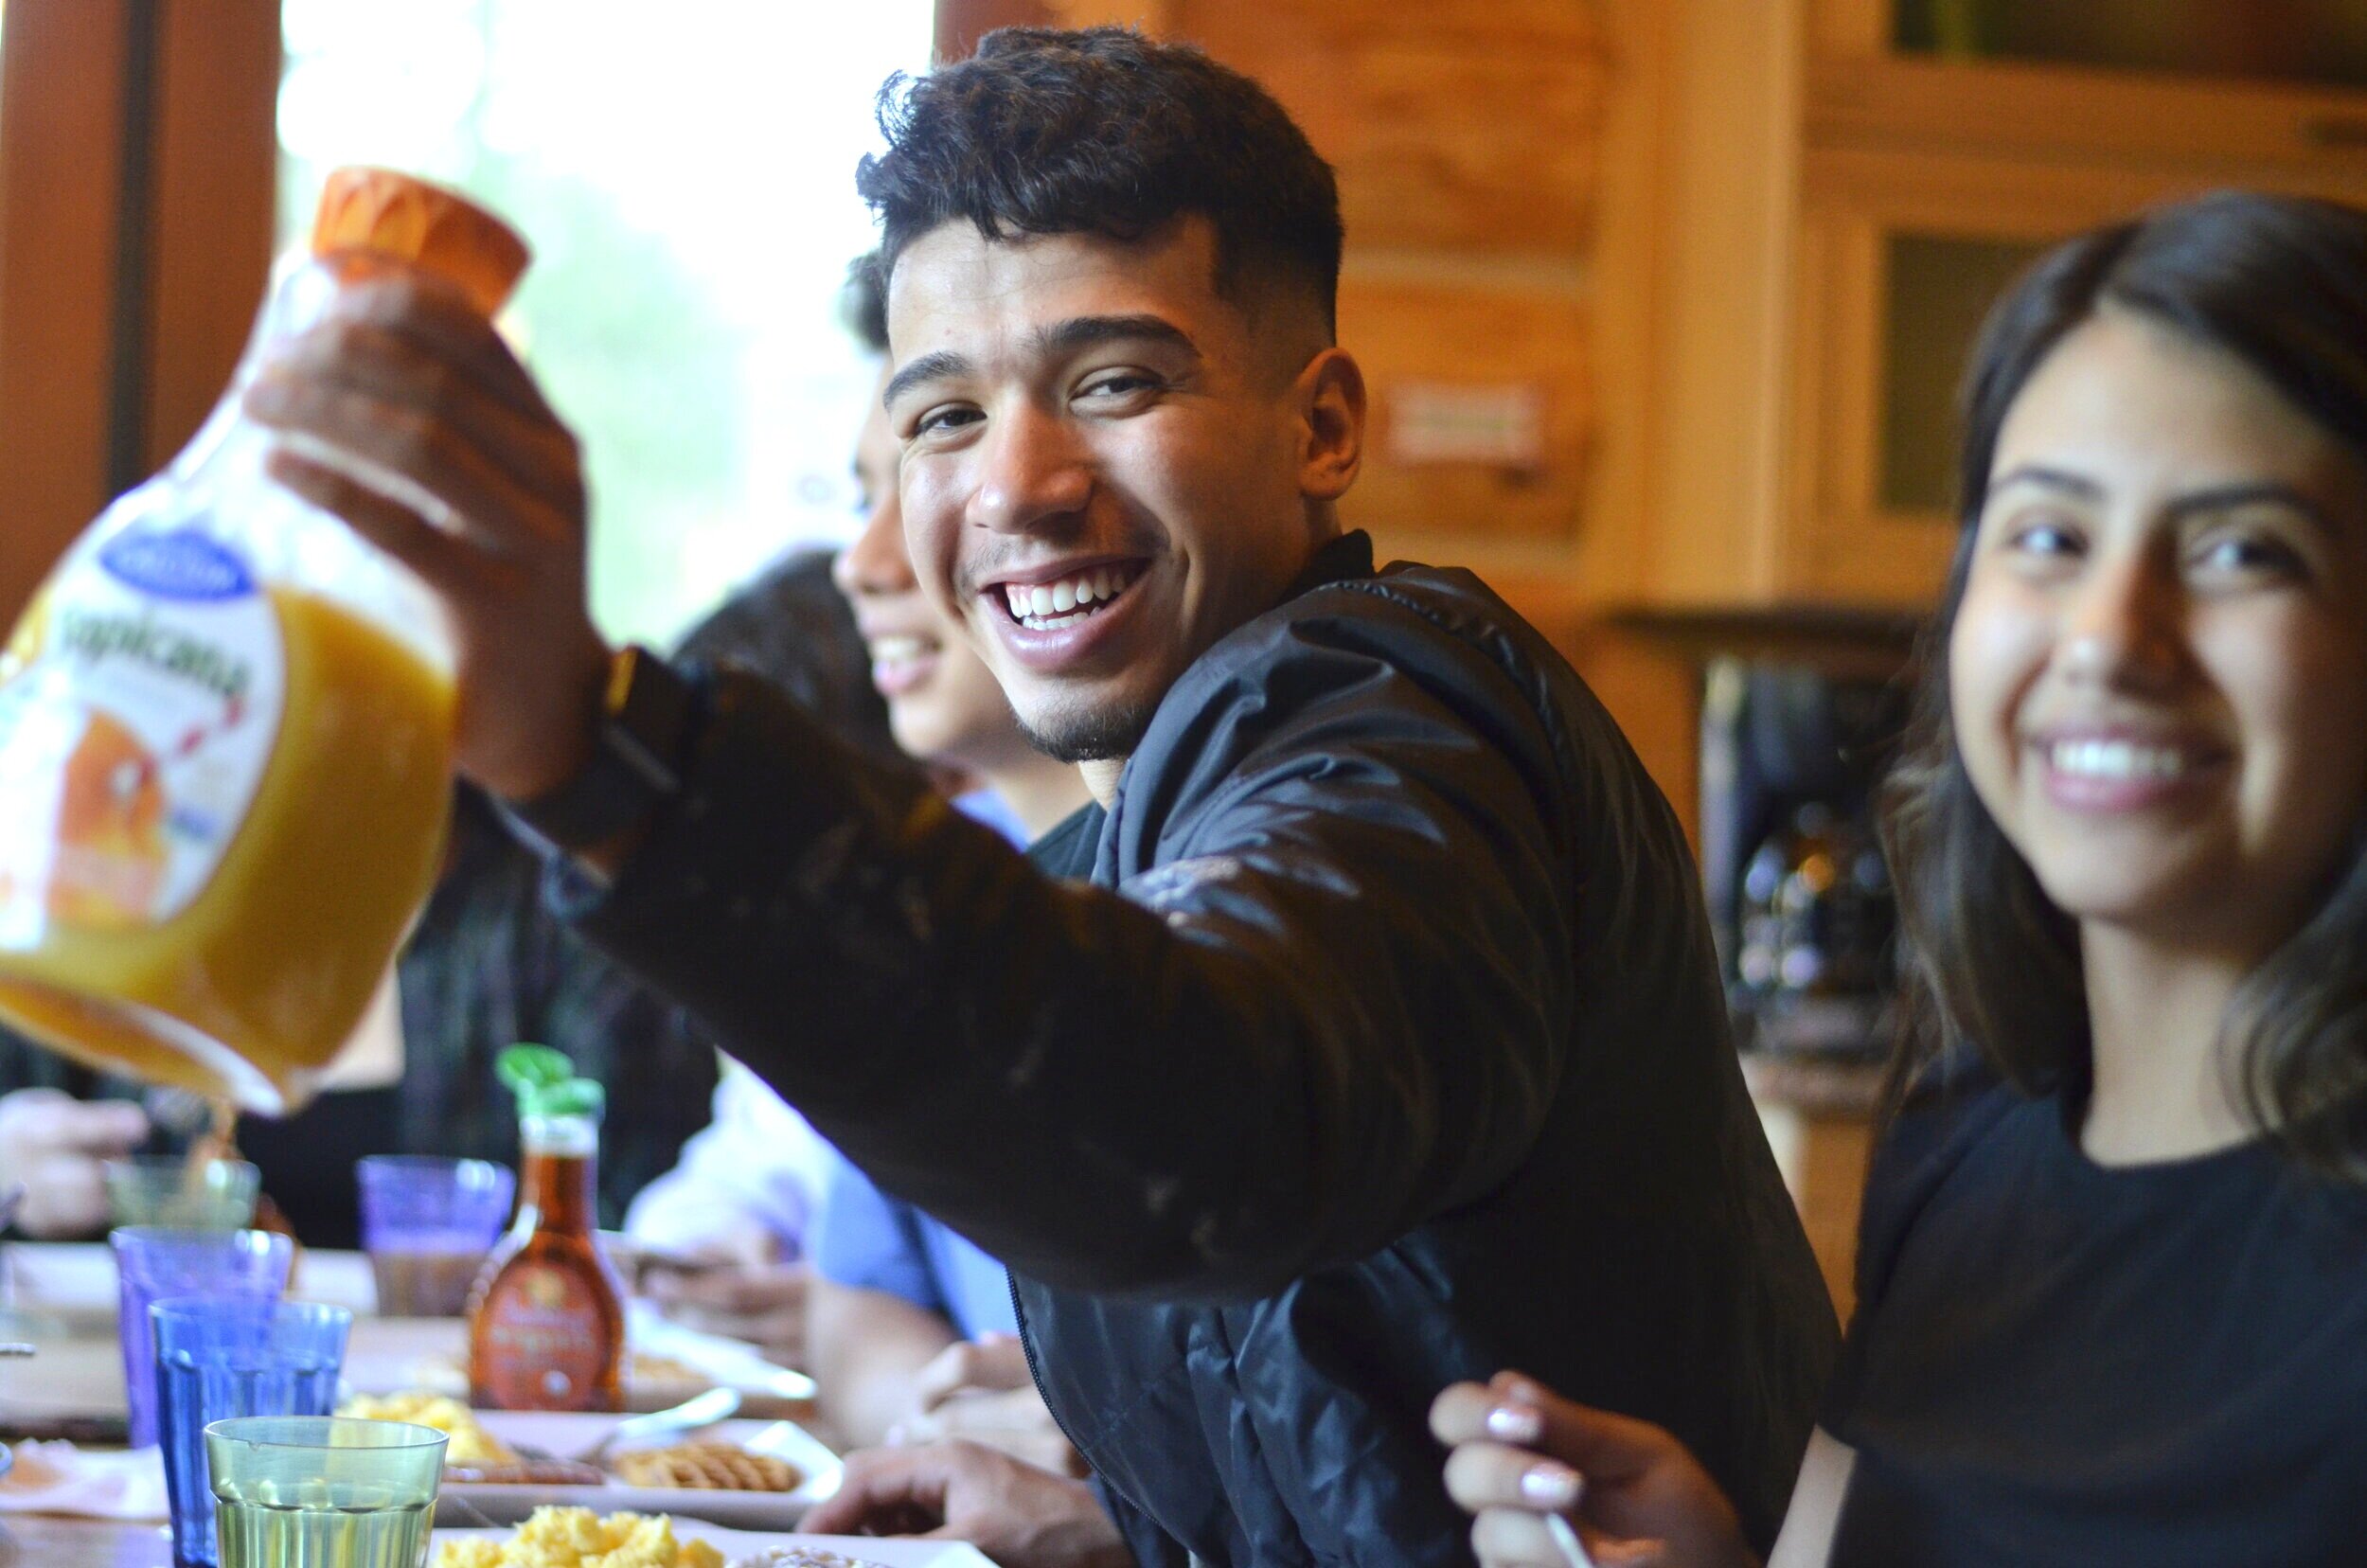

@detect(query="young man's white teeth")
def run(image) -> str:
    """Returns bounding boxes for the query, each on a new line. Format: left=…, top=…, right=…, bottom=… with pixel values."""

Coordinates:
left=1030, top=585, right=1056, bottom=617
left=1005, top=584, right=1029, bottom=618
left=1052, top=581, right=1077, bottom=614
left=1073, top=577, right=1096, bottom=606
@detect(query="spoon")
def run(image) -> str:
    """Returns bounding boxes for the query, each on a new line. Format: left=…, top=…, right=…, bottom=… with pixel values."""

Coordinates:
left=570, top=1385, right=741, bottom=1464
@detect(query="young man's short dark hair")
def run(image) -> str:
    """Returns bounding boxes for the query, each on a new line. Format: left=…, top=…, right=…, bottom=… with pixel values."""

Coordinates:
left=857, top=26, right=1344, bottom=334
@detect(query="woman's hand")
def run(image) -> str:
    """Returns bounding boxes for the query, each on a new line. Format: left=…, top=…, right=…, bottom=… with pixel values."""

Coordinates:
left=642, top=1258, right=812, bottom=1369
left=0, top=1089, right=149, bottom=1238
left=1432, top=1371, right=1759, bottom=1568
left=894, top=1333, right=1081, bottom=1474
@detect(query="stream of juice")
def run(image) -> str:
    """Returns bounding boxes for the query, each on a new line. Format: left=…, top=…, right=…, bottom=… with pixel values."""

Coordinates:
left=0, top=589, right=452, bottom=1113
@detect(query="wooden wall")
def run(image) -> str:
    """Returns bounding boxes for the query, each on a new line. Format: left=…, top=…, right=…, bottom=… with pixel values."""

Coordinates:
left=0, top=0, right=279, bottom=624
left=1150, top=0, right=1700, bottom=829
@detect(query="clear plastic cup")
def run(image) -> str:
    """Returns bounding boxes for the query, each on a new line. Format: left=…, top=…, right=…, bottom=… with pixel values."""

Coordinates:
left=354, top=1155, right=514, bottom=1316
left=109, top=1227, right=292, bottom=1447
left=153, top=1299, right=351, bottom=1567
left=204, top=1416, right=447, bottom=1568
left=105, top=1156, right=261, bottom=1231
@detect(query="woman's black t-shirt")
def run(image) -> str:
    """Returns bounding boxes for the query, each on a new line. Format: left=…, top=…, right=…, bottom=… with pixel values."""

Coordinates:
left=1823, top=1070, right=2367, bottom=1567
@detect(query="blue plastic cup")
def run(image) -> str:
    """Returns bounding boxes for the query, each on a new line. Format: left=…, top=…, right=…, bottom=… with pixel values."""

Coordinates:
left=152, top=1298, right=351, bottom=1567
left=355, top=1156, right=513, bottom=1316
left=109, top=1228, right=293, bottom=1447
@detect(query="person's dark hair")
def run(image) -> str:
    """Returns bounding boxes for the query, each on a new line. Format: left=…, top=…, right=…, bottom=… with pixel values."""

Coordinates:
left=841, top=252, right=889, bottom=357
left=1881, top=190, right=2367, bottom=1179
left=857, top=26, right=1343, bottom=335
left=674, top=547, right=911, bottom=776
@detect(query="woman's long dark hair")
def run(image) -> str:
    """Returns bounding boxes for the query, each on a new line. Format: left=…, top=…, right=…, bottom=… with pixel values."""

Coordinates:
left=1881, top=190, right=2367, bottom=1178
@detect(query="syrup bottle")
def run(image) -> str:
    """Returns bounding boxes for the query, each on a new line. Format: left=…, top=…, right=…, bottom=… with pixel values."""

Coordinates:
left=468, top=1045, right=625, bottom=1411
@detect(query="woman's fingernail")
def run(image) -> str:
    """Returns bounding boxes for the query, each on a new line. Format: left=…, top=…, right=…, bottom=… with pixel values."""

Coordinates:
left=1521, top=1462, right=1582, bottom=1511
left=1486, top=1403, right=1543, bottom=1444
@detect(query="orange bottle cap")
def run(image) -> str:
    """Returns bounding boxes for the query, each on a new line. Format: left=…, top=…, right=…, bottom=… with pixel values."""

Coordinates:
left=310, top=167, right=530, bottom=316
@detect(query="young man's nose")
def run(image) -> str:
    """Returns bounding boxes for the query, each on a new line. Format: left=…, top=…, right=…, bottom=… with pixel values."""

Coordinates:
left=2058, top=550, right=2188, bottom=692
left=969, top=401, right=1093, bottom=536
left=833, top=492, right=919, bottom=599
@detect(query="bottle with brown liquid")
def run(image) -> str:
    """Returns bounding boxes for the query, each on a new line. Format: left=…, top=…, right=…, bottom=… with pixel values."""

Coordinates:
left=468, top=1045, right=625, bottom=1411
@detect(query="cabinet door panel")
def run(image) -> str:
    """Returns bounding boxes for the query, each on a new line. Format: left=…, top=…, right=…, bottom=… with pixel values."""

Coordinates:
left=1787, top=148, right=2367, bottom=608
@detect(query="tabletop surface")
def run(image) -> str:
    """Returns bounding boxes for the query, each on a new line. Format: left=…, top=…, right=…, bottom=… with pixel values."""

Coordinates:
left=0, top=1516, right=171, bottom=1567
left=2, top=1242, right=841, bottom=1562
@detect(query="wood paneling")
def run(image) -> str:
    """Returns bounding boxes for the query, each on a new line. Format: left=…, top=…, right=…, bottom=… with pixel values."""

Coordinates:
left=1337, top=269, right=1590, bottom=550
left=0, top=0, right=133, bottom=622
left=1169, top=0, right=1606, bottom=257
left=142, top=0, right=280, bottom=472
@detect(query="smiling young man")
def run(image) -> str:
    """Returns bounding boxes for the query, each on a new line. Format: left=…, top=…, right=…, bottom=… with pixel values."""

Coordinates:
left=247, top=27, right=1836, bottom=1563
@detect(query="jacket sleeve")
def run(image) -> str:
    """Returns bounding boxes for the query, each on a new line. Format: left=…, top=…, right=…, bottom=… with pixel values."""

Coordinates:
left=559, top=602, right=1582, bottom=1302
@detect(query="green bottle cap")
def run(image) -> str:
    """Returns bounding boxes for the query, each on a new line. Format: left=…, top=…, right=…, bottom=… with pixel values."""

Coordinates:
left=494, top=1042, right=605, bottom=1121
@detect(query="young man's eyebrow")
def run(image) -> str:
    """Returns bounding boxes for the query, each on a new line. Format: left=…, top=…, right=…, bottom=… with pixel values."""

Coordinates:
left=882, top=349, right=972, bottom=409
left=1035, top=314, right=1201, bottom=362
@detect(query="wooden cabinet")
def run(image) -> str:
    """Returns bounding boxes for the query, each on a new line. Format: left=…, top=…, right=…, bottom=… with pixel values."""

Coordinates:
left=1617, top=0, right=2367, bottom=613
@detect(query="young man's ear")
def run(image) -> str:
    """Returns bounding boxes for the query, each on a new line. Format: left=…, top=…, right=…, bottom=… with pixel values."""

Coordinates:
left=1295, top=347, right=1366, bottom=502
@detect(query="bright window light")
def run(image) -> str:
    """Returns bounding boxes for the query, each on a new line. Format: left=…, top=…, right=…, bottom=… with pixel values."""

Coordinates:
left=277, top=0, right=934, bottom=648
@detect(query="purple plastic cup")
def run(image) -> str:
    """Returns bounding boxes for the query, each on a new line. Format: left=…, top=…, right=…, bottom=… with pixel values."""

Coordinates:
left=109, top=1228, right=292, bottom=1447
left=355, top=1156, right=513, bottom=1316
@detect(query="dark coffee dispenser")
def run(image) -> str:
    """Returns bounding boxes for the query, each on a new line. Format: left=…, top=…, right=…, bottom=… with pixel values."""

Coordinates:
left=1699, top=658, right=1908, bottom=1058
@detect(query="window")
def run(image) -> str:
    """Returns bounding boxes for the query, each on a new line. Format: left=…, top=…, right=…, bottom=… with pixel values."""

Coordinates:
left=276, top=0, right=934, bottom=647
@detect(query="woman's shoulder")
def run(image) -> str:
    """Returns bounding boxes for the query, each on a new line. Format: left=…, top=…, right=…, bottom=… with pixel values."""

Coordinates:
left=1850, top=1051, right=2027, bottom=1313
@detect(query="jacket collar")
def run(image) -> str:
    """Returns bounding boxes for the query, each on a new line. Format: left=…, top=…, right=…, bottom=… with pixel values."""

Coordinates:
left=1280, top=529, right=1376, bottom=603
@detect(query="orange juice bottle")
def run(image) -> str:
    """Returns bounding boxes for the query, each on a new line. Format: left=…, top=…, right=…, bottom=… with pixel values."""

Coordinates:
left=0, top=169, right=528, bottom=1114
left=469, top=1045, right=627, bottom=1413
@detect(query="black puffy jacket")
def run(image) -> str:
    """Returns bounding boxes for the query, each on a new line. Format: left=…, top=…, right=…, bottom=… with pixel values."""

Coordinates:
left=564, top=532, right=1838, bottom=1563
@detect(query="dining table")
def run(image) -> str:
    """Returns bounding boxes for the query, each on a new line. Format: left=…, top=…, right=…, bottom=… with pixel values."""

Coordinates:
left=0, top=1240, right=829, bottom=1566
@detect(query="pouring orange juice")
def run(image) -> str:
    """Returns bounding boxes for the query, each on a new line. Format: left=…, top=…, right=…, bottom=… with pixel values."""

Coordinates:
left=0, top=169, right=528, bottom=1114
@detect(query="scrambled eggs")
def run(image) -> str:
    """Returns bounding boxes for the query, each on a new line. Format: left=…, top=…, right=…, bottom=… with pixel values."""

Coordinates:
left=338, top=1392, right=518, bottom=1466
left=433, top=1506, right=724, bottom=1568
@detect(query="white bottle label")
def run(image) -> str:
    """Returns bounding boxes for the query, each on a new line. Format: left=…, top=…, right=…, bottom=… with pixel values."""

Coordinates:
left=0, top=528, right=287, bottom=935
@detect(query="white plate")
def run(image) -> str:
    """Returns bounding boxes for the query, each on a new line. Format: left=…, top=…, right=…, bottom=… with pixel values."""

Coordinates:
left=435, top=1412, right=842, bottom=1531
left=629, top=1301, right=817, bottom=1401
left=432, top=1523, right=993, bottom=1566
left=341, top=1310, right=815, bottom=1413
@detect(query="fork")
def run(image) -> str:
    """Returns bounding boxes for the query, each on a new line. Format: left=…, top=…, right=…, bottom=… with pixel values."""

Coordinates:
left=569, top=1385, right=742, bottom=1464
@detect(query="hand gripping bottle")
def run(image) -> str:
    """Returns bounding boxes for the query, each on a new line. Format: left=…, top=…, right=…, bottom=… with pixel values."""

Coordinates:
left=0, top=169, right=528, bottom=1114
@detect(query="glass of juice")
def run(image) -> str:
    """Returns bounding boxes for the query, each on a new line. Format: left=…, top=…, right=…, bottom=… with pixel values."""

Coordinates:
left=106, top=1154, right=260, bottom=1231
left=112, top=1227, right=292, bottom=1447
left=355, top=1156, right=513, bottom=1317
left=153, top=1299, right=351, bottom=1567
left=204, top=1415, right=446, bottom=1568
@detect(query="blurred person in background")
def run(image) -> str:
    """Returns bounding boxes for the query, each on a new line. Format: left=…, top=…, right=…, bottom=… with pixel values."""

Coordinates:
left=632, top=258, right=1090, bottom=1459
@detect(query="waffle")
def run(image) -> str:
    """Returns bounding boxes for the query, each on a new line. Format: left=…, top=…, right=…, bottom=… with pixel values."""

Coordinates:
left=609, top=1441, right=803, bottom=1492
